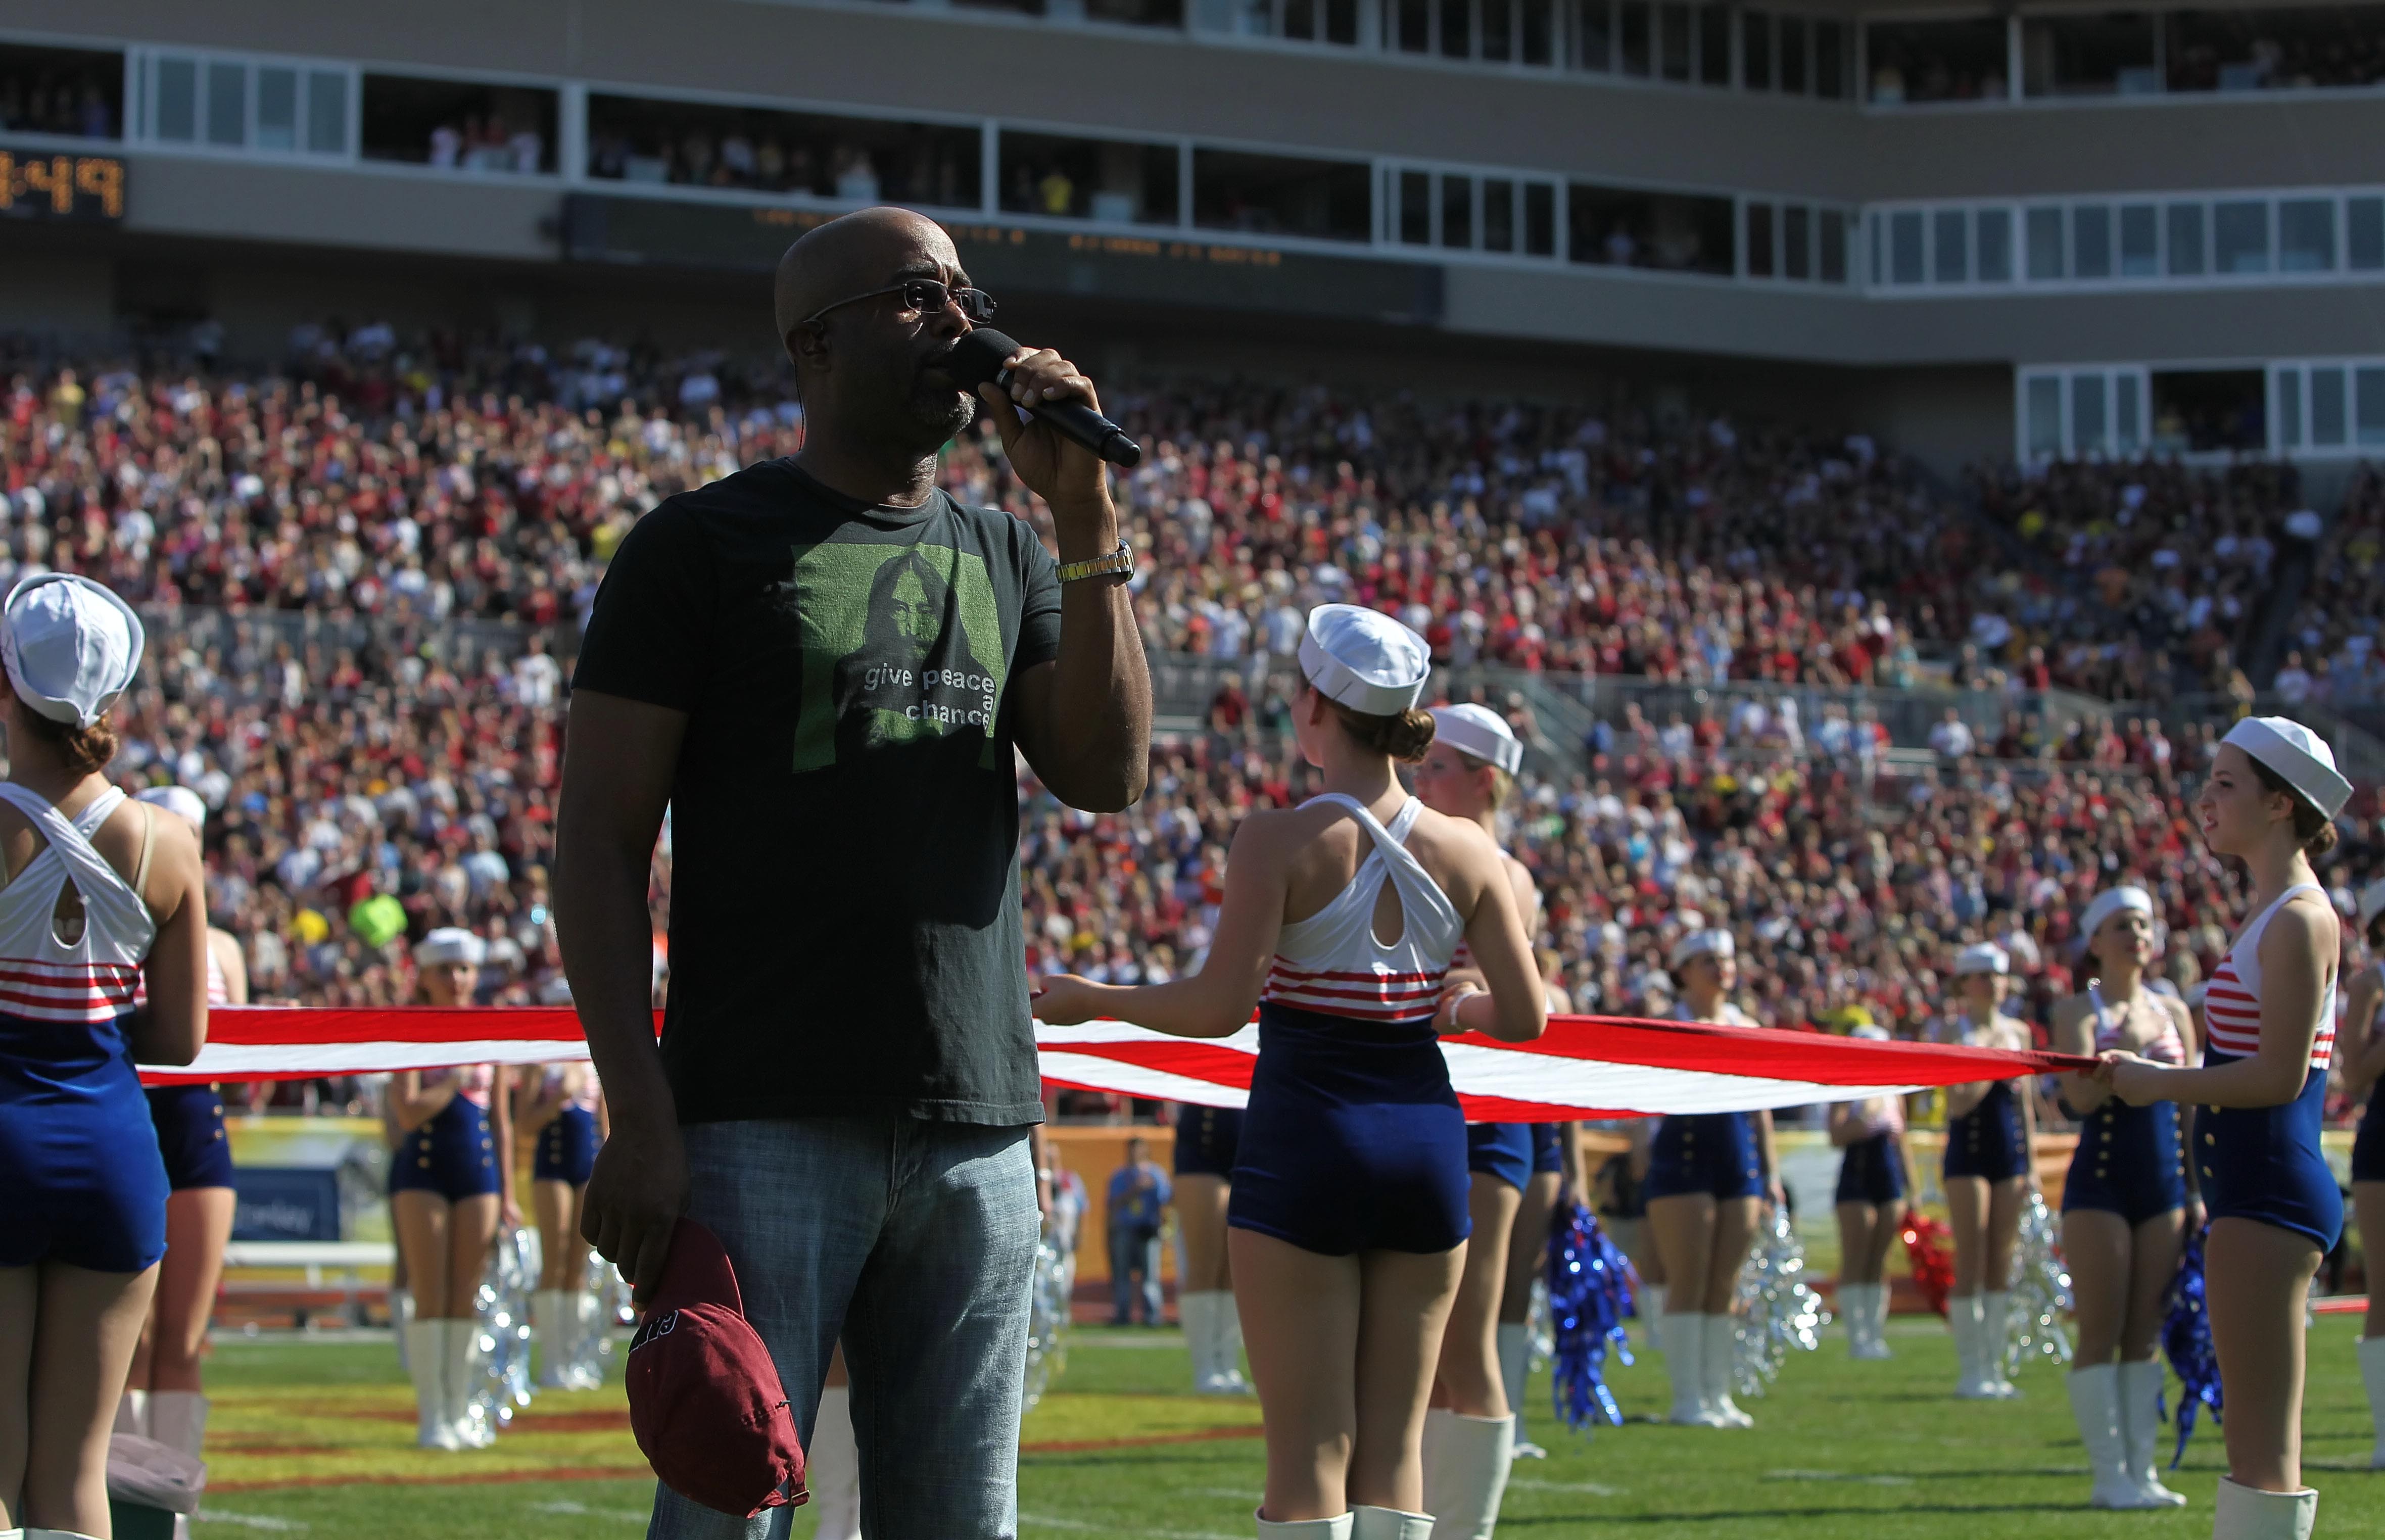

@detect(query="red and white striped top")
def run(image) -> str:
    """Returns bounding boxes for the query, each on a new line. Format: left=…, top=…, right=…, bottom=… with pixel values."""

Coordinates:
left=1260, top=794, right=1461, bottom=1026
left=0, top=785, right=156, bottom=1024
left=2204, top=883, right=2335, bottom=1068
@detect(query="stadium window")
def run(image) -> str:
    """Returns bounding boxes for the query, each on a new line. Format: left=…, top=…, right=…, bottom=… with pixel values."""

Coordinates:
left=1890, top=210, right=1923, bottom=284
left=1743, top=10, right=1773, bottom=88
left=2115, top=373, right=2143, bottom=453
left=2150, top=368, right=2266, bottom=453
left=2073, top=204, right=2113, bottom=280
left=140, top=51, right=350, bottom=158
left=1621, top=1, right=1653, bottom=75
left=1522, top=0, right=1558, bottom=64
left=1397, top=0, right=1434, bottom=51
left=998, top=131, right=1179, bottom=224
left=2353, top=197, right=2385, bottom=269
left=150, top=58, right=196, bottom=142
left=1815, top=19, right=1845, bottom=97
left=1484, top=178, right=1514, bottom=250
left=0, top=41, right=125, bottom=140
left=2276, top=367, right=2304, bottom=450
left=1819, top=207, right=1847, bottom=282
left=1085, top=0, right=1188, bottom=24
left=1283, top=0, right=1317, bottom=40
left=1442, top=0, right=1472, bottom=57
left=2025, top=206, right=2064, bottom=280
left=1933, top=208, right=1967, bottom=283
left=1192, top=149, right=1371, bottom=242
left=2023, top=374, right=2064, bottom=459
left=1864, top=17, right=2009, bottom=105
left=2313, top=367, right=2349, bottom=447
left=2022, top=12, right=2160, bottom=98
left=1523, top=181, right=1557, bottom=254
left=2164, top=7, right=2385, bottom=95
left=2071, top=372, right=2109, bottom=454
left=206, top=61, right=244, bottom=146
left=1977, top=207, right=2014, bottom=281
left=584, top=95, right=981, bottom=209
left=1699, top=4, right=1732, bottom=83
left=1784, top=203, right=1811, bottom=279
left=2212, top=199, right=2271, bottom=272
left=1397, top=169, right=1432, bottom=243
left=1441, top=173, right=1473, bottom=247
left=1779, top=14, right=1807, bottom=92
left=1748, top=202, right=1774, bottom=277
left=1566, top=181, right=1735, bottom=275
left=1660, top=3, right=1692, bottom=80
left=1330, top=0, right=1362, bottom=40
left=2118, top=203, right=2158, bottom=277
left=2167, top=202, right=2207, bottom=275
left=1577, top=0, right=1614, bottom=69
left=2361, top=366, right=2385, bottom=447
left=1486, top=0, right=1515, bottom=60
left=2278, top=198, right=2337, bottom=271
left=361, top=75, right=557, bottom=174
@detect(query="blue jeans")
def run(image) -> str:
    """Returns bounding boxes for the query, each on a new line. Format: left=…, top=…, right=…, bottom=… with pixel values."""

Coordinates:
left=1108, top=1224, right=1162, bottom=1324
left=646, top=1115, right=1039, bottom=1540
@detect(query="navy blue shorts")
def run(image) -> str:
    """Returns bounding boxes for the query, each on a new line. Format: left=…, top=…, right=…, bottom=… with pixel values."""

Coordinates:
left=533, top=1103, right=599, bottom=1186
left=1944, top=1082, right=2029, bottom=1182
left=2200, top=1053, right=2343, bottom=1252
left=389, top=1097, right=502, bottom=1201
left=2, top=1013, right=168, bottom=1272
left=2353, top=1083, right=2385, bottom=1184
left=1530, top=1122, right=1565, bottom=1176
left=1645, top=1112, right=1763, bottom=1202
left=1468, top=1122, right=1533, bottom=1191
left=2062, top=1100, right=2186, bottom=1224
left=1173, top=1105, right=1244, bottom=1179
left=148, top=1083, right=235, bottom=1191
left=1229, top=1003, right=1469, bottom=1257
left=1835, top=1132, right=1905, bottom=1207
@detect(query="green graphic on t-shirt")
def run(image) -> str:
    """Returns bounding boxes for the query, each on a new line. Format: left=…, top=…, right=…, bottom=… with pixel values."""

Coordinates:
left=787, top=540, right=1007, bottom=774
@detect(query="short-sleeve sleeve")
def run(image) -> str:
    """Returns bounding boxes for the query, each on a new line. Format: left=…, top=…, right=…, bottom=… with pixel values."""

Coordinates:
left=570, top=502, right=711, bottom=711
left=1012, top=518, right=1063, bottom=675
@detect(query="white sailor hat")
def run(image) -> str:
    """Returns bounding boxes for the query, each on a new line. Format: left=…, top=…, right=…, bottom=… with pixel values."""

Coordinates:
left=136, top=785, right=207, bottom=831
left=1429, top=703, right=1522, bottom=775
left=2222, top=715, right=2353, bottom=820
left=2, top=572, right=143, bottom=730
left=414, top=927, right=487, bottom=967
left=1668, top=928, right=1734, bottom=971
left=2361, top=879, right=2385, bottom=931
left=2079, top=885, right=2155, bottom=940
left=537, top=974, right=575, bottom=1005
left=1850, top=1024, right=1892, bottom=1042
left=1953, top=942, right=2009, bottom=977
left=1300, top=603, right=1429, bottom=716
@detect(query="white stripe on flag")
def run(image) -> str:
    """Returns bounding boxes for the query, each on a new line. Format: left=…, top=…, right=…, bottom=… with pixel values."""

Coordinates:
left=1036, top=1050, right=1251, bottom=1110
left=1438, top=1042, right=1926, bottom=1117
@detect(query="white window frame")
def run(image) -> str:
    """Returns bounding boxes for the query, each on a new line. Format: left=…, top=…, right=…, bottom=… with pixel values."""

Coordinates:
left=1379, top=157, right=1563, bottom=260
left=988, top=118, right=1190, bottom=229
left=2273, top=358, right=2385, bottom=459
left=127, top=45, right=358, bottom=162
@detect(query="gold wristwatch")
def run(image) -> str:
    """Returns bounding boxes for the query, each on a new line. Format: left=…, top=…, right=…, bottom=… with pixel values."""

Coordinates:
left=1056, top=538, right=1135, bottom=584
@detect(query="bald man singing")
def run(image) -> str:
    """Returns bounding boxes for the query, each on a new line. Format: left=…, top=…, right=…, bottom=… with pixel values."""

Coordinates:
left=559, top=208, right=1150, bottom=1539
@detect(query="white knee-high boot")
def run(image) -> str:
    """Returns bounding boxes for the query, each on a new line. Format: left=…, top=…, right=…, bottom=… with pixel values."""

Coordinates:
left=1951, top=1296, right=1993, bottom=1399
left=1869, top=1280, right=1894, bottom=1358
left=2361, top=1335, right=2385, bottom=1469
left=809, top=1384, right=863, bottom=1540
left=2066, top=1365, right=2154, bottom=1509
left=2117, top=1359, right=2186, bottom=1506
left=1180, top=1290, right=1216, bottom=1390
left=1350, top=1507, right=1434, bottom=1540
left=1495, top=1322, right=1538, bottom=1456
left=1838, top=1284, right=1871, bottom=1356
left=1701, top=1313, right=1752, bottom=1428
left=148, top=1389, right=210, bottom=1460
left=443, top=1317, right=495, bottom=1448
left=1640, top=1284, right=1667, bottom=1349
left=1980, top=1291, right=2018, bottom=1397
left=1214, top=1292, right=1252, bottom=1393
left=1423, top=1412, right=1514, bottom=1540
left=2211, top=1477, right=2316, bottom=1540
left=391, top=1286, right=414, bottom=1369
left=535, top=1289, right=573, bottom=1390
left=404, top=1319, right=459, bottom=1450
left=113, top=1388, right=149, bottom=1438
left=1256, top=1512, right=1353, bottom=1537
left=1659, top=1312, right=1714, bottom=1426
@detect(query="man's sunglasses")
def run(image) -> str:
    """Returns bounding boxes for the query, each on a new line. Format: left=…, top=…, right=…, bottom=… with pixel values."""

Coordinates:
left=802, top=278, right=996, bottom=328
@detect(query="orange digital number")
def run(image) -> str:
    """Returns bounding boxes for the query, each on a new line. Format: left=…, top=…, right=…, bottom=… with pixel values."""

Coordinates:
left=76, top=157, right=124, bottom=219
left=20, top=155, right=73, bottom=216
left=0, top=152, right=13, bottom=213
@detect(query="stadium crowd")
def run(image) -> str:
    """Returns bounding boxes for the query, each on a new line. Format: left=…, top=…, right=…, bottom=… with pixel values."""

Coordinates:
left=3, top=327, right=2380, bottom=1121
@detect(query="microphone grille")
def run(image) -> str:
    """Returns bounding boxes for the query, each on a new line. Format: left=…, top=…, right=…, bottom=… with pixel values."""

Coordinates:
left=944, top=328, right=1021, bottom=389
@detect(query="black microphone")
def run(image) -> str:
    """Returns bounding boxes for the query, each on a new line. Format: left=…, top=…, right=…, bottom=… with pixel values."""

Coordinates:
left=946, top=328, right=1143, bottom=468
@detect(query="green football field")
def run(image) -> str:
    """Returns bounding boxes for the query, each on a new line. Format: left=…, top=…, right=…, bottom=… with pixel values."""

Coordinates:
left=189, top=1318, right=2385, bottom=1537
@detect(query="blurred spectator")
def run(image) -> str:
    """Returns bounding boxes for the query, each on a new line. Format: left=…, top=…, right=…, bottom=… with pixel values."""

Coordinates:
left=1106, top=1136, right=1170, bottom=1325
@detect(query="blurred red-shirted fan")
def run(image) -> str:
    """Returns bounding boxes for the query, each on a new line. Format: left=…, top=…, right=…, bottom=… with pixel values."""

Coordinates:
left=625, top=1220, right=808, bottom=1518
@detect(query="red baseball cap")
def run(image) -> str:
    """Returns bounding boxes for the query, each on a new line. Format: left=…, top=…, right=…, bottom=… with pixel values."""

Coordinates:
left=625, top=1219, right=807, bottom=1518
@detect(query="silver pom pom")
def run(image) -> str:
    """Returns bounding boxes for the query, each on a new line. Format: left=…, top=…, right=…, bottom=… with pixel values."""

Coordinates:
left=1021, top=1236, right=1074, bottom=1416
left=1732, top=1204, right=1829, bottom=1398
left=466, top=1227, right=539, bottom=1434
left=2000, top=1190, right=2074, bottom=1377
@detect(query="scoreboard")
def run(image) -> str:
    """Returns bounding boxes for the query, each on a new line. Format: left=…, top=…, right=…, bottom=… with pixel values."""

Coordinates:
left=561, top=195, right=1444, bottom=327
left=0, top=146, right=126, bottom=223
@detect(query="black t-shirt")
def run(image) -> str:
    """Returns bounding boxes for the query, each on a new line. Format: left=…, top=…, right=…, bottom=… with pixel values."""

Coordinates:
left=571, top=459, right=1061, bottom=1126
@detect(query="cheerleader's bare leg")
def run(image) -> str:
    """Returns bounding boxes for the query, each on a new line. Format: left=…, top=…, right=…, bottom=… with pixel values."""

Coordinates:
left=1, top=1258, right=159, bottom=1534
left=1430, top=1176, right=1520, bottom=1417
left=2205, top=1217, right=2322, bottom=1494
left=2357, top=1182, right=2385, bottom=1467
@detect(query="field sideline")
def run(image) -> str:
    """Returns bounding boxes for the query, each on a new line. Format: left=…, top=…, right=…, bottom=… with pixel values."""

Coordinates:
left=183, top=1318, right=2385, bottom=1537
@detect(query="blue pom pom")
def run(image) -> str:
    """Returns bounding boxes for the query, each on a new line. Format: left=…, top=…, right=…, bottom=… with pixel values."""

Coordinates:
left=2161, top=1225, right=2223, bottom=1468
left=1544, top=1201, right=1636, bottom=1433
